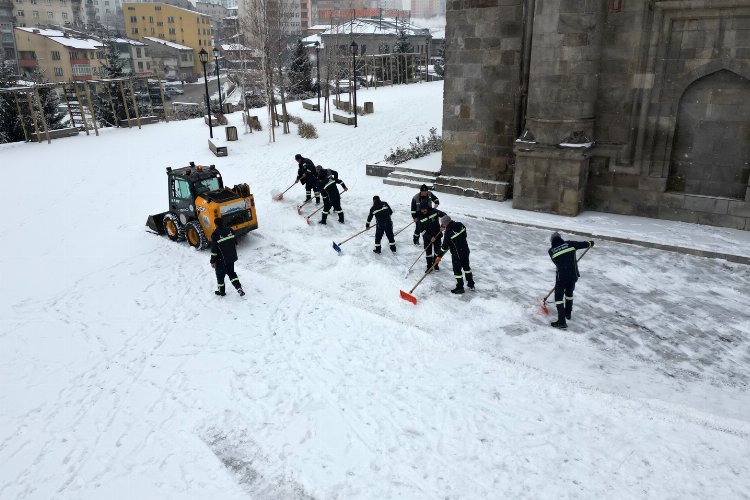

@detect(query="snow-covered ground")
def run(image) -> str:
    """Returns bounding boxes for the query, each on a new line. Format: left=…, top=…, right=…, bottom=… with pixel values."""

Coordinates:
left=1, top=82, right=749, bottom=499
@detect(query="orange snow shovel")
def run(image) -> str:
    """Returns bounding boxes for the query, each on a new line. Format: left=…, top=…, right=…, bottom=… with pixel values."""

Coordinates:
left=272, top=181, right=296, bottom=201
left=540, top=246, right=592, bottom=314
left=400, top=261, right=438, bottom=305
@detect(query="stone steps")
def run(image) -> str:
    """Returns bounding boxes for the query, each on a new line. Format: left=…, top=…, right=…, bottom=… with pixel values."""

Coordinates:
left=382, top=166, right=439, bottom=189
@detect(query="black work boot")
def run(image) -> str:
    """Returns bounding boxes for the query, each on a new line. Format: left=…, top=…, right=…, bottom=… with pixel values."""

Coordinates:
left=565, top=300, right=573, bottom=320
left=390, top=243, right=396, bottom=253
left=451, top=279, right=464, bottom=294
left=238, top=288, right=245, bottom=297
left=315, top=197, right=320, bottom=205
left=215, top=290, right=226, bottom=296
left=467, top=280, right=475, bottom=290
left=373, top=247, right=381, bottom=254
left=551, top=320, right=567, bottom=329
left=338, top=213, right=345, bottom=223
left=319, top=213, right=327, bottom=224
left=426, top=257, right=433, bottom=272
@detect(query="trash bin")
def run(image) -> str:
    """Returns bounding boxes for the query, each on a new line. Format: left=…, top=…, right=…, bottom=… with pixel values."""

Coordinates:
left=225, top=126, right=238, bottom=141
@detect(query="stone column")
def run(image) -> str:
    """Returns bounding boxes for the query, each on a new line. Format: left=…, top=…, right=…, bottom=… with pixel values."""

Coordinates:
left=512, top=0, right=605, bottom=216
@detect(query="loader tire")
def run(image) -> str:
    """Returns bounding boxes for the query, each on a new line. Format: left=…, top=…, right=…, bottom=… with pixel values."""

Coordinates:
left=163, top=213, right=185, bottom=242
left=185, top=220, right=209, bottom=250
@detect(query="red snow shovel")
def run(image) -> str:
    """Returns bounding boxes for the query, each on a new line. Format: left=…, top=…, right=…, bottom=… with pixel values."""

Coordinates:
left=304, top=204, right=325, bottom=225
left=332, top=225, right=374, bottom=253
left=296, top=197, right=314, bottom=215
left=400, top=261, right=438, bottom=305
left=540, top=246, right=592, bottom=314
left=272, top=181, right=296, bottom=201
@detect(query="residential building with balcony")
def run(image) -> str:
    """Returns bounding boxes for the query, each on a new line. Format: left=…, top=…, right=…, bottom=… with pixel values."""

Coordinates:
left=142, top=36, right=192, bottom=80
left=14, top=26, right=103, bottom=80
left=12, top=0, right=77, bottom=28
left=123, top=2, right=211, bottom=75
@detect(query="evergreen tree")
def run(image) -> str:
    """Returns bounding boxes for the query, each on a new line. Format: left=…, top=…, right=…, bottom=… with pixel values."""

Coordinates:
left=0, top=57, right=22, bottom=143
left=94, top=38, right=132, bottom=127
left=287, top=39, right=313, bottom=97
left=434, top=46, right=445, bottom=78
left=393, top=30, right=414, bottom=83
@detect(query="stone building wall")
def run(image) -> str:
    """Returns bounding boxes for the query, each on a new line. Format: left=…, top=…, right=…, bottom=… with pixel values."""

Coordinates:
left=441, top=0, right=750, bottom=230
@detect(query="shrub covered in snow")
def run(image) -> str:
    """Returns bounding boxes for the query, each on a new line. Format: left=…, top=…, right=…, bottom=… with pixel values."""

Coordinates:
left=298, top=122, right=318, bottom=139
left=384, top=127, right=442, bottom=165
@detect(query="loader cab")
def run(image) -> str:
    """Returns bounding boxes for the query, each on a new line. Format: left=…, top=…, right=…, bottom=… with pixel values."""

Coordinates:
left=167, top=164, right=223, bottom=216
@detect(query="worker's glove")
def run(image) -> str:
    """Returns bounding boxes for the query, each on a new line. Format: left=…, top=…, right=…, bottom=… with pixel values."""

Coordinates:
left=413, top=234, right=420, bottom=245
left=366, top=223, right=370, bottom=229
left=211, top=262, right=216, bottom=268
left=343, top=187, right=349, bottom=192
left=433, top=256, right=442, bottom=266
left=589, top=240, right=595, bottom=247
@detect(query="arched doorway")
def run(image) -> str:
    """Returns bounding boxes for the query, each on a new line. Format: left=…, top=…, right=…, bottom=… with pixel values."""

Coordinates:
left=667, top=69, right=750, bottom=199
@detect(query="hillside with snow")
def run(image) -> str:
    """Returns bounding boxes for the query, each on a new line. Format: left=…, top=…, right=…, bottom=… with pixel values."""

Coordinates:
left=1, top=81, right=749, bottom=499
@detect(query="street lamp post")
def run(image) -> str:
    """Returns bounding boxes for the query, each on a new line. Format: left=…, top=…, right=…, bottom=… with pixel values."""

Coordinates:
left=199, top=48, right=213, bottom=139
left=213, top=46, right=223, bottom=113
left=350, top=40, right=357, bottom=128
left=315, top=41, right=320, bottom=110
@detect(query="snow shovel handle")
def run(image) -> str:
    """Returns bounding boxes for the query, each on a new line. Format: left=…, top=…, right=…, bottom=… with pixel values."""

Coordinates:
left=393, top=220, right=415, bottom=237
left=543, top=246, right=592, bottom=301
left=338, top=225, right=374, bottom=246
left=281, top=181, right=296, bottom=195
left=409, top=260, right=438, bottom=294
left=406, top=234, right=438, bottom=274
left=305, top=190, right=344, bottom=221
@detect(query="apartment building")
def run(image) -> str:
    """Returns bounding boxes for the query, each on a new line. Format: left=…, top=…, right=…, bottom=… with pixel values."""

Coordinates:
left=13, top=0, right=76, bottom=27
left=123, top=2, right=212, bottom=75
left=1, top=0, right=18, bottom=70
left=142, top=36, right=192, bottom=80
left=14, top=26, right=103, bottom=80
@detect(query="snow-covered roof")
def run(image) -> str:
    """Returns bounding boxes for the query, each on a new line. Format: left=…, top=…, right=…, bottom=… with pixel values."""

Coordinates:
left=221, top=43, right=250, bottom=51
left=114, top=37, right=147, bottom=46
left=143, top=37, right=193, bottom=51
left=320, top=17, right=430, bottom=37
left=301, top=34, right=322, bottom=47
left=16, top=27, right=104, bottom=49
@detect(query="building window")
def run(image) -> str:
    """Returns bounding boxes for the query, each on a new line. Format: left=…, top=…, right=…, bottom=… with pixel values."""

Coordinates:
left=15, top=0, right=22, bottom=4
left=59, top=0, right=65, bottom=4
left=16, top=10, right=24, bottom=16
left=167, top=16, right=174, bottom=23
left=137, top=61, right=143, bottom=71
left=150, top=27, right=154, bottom=34
left=32, top=10, right=39, bottom=17
left=44, top=0, right=49, bottom=4
left=168, top=28, right=175, bottom=34
left=69, top=50, right=77, bottom=59
left=51, top=50, right=60, bottom=59
left=158, top=34, right=164, bottom=39
left=61, top=11, right=67, bottom=19
left=96, top=50, right=104, bottom=59
left=146, top=62, right=150, bottom=69
left=157, top=21, right=162, bottom=26
left=47, top=10, right=53, bottom=17
left=54, top=66, right=63, bottom=76
left=136, top=47, right=141, bottom=57
left=154, top=5, right=160, bottom=10
left=127, top=5, right=133, bottom=10
left=131, top=27, right=138, bottom=34
left=130, top=15, right=136, bottom=22
left=148, top=16, right=153, bottom=22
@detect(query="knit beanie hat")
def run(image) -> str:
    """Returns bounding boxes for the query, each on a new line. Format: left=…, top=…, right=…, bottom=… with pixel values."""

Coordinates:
left=440, top=215, right=452, bottom=227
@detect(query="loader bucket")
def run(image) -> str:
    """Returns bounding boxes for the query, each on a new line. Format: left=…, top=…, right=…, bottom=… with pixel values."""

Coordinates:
left=146, top=212, right=168, bottom=234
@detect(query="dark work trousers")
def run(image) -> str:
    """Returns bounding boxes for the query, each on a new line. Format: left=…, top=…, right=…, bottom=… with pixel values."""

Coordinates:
left=215, top=260, right=242, bottom=292
left=450, top=248, right=473, bottom=287
left=553, top=279, right=576, bottom=321
left=423, top=233, right=442, bottom=267
left=375, top=221, right=396, bottom=251
left=321, top=196, right=344, bottom=222
left=304, top=178, right=320, bottom=202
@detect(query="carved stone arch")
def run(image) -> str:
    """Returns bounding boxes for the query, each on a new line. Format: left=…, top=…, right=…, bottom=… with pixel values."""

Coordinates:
left=666, top=67, right=750, bottom=199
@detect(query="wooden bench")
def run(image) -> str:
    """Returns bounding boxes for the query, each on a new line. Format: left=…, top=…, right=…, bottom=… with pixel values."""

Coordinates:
left=30, top=126, right=79, bottom=141
left=302, top=101, right=320, bottom=111
left=209, top=138, right=228, bottom=156
left=333, top=113, right=355, bottom=126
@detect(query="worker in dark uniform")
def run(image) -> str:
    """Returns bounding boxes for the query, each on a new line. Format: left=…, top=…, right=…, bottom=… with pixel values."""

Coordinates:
left=294, top=153, right=320, bottom=204
left=434, top=215, right=473, bottom=294
left=413, top=199, right=446, bottom=271
left=366, top=195, right=396, bottom=253
left=548, top=232, right=594, bottom=329
left=210, top=217, right=245, bottom=297
left=319, top=168, right=348, bottom=224
left=410, top=184, right=440, bottom=221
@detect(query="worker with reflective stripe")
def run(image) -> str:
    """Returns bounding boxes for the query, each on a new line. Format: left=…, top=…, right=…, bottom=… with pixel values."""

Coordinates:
left=547, top=232, right=594, bottom=329
left=366, top=195, right=396, bottom=254
left=210, top=217, right=244, bottom=297
left=434, top=215, right=473, bottom=294
left=413, top=199, right=446, bottom=271
left=294, top=154, right=320, bottom=204
left=318, top=168, right=348, bottom=224
left=410, top=184, right=439, bottom=220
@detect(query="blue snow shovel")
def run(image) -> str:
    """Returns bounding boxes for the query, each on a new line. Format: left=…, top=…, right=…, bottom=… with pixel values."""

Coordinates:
left=332, top=225, right=374, bottom=254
